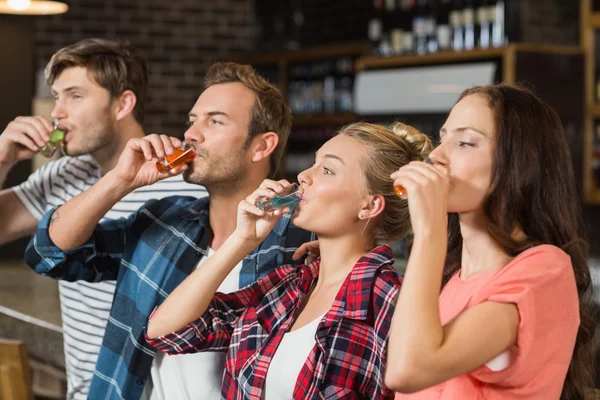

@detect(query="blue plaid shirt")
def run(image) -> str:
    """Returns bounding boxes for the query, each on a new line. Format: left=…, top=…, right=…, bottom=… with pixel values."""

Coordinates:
left=25, top=196, right=314, bottom=400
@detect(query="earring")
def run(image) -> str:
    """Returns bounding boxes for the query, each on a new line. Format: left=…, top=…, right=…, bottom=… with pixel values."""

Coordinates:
left=359, top=213, right=365, bottom=219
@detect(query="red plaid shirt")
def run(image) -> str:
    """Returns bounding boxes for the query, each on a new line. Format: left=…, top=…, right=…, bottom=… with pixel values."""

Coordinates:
left=146, top=244, right=401, bottom=399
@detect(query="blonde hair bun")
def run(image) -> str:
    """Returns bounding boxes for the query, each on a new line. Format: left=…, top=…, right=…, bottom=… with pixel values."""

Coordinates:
left=390, top=122, right=434, bottom=162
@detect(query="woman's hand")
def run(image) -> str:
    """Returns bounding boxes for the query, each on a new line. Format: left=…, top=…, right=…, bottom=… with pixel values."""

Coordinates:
left=234, top=179, right=294, bottom=245
left=390, top=161, right=449, bottom=238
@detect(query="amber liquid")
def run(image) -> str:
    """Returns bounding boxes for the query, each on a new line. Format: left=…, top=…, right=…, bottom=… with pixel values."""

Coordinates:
left=394, top=185, right=407, bottom=198
left=155, top=147, right=196, bottom=173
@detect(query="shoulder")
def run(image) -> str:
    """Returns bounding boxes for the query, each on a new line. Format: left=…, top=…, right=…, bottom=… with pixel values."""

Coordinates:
left=497, top=244, right=573, bottom=284
left=30, top=155, right=99, bottom=181
left=138, top=195, right=208, bottom=217
left=143, top=175, right=208, bottom=196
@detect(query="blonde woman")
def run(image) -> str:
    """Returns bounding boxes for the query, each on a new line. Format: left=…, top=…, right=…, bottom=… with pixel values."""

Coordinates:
left=146, top=122, right=433, bottom=399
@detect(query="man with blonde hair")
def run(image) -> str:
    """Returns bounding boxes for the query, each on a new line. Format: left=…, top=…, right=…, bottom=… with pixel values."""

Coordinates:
left=25, top=61, right=314, bottom=400
left=0, top=38, right=207, bottom=399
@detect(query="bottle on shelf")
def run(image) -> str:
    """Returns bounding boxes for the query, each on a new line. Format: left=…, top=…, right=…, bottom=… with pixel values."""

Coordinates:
left=390, top=0, right=405, bottom=54
left=401, top=0, right=416, bottom=54
left=477, top=0, right=492, bottom=48
left=450, top=0, right=465, bottom=51
left=424, top=0, right=438, bottom=53
left=368, top=0, right=384, bottom=54
left=413, top=0, right=428, bottom=54
left=463, top=0, right=476, bottom=50
left=491, top=0, right=506, bottom=47
left=436, top=0, right=452, bottom=51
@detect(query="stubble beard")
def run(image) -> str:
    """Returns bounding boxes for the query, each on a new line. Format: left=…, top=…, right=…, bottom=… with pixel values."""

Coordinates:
left=62, top=109, right=116, bottom=157
left=183, top=152, right=249, bottom=196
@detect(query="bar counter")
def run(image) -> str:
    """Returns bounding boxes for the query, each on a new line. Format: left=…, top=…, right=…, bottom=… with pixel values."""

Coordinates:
left=0, top=259, right=65, bottom=384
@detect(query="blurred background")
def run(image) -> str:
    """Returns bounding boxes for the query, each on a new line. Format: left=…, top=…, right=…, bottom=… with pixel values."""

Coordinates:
left=0, top=0, right=599, bottom=398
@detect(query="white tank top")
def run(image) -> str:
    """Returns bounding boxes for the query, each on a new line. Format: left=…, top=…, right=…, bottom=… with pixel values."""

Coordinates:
left=262, top=314, right=325, bottom=399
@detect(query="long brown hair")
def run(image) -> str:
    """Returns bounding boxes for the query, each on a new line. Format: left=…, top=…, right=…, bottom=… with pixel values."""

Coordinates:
left=443, top=84, right=595, bottom=399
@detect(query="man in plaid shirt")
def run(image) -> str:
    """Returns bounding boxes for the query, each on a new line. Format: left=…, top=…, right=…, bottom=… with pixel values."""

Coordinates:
left=24, top=62, right=314, bottom=400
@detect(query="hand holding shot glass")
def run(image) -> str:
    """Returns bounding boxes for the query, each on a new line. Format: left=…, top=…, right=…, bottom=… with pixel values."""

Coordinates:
left=38, top=121, right=66, bottom=158
left=255, top=182, right=303, bottom=213
left=394, top=157, right=433, bottom=199
left=155, top=141, right=196, bottom=172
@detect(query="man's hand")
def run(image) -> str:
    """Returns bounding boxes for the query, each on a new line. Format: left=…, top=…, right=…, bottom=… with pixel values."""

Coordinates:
left=0, top=116, right=54, bottom=165
left=293, top=240, right=320, bottom=264
left=110, top=134, right=188, bottom=192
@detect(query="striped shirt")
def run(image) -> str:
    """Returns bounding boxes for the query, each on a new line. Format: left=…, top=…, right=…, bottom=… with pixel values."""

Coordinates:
left=146, top=244, right=401, bottom=400
left=12, top=154, right=207, bottom=400
left=24, top=195, right=315, bottom=400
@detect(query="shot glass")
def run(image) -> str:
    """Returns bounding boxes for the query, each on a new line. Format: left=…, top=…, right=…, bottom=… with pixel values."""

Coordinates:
left=155, top=141, right=196, bottom=173
left=256, top=183, right=303, bottom=213
left=38, top=122, right=66, bottom=158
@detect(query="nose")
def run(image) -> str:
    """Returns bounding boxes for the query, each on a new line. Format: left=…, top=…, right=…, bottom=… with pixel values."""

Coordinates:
left=297, top=166, right=312, bottom=187
left=50, top=100, right=66, bottom=123
left=183, top=124, right=205, bottom=145
left=428, top=142, right=449, bottom=167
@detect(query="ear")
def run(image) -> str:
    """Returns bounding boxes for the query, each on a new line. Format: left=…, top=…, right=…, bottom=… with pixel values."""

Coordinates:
left=114, top=90, right=137, bottom=121
left=250, top=131, right=279, bottom=162
left=358, top=194, right=385, bottom=220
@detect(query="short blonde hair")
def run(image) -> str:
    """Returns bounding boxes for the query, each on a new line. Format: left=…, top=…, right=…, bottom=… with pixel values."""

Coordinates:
left=204, top=62, right=292, bottom=179
left=339, top=122, right=434, bottom=241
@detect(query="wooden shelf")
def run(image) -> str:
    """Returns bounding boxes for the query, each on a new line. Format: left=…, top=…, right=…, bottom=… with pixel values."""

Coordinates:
left=586, top=188, right=600, bottom=203
left=293, top=113, right=359, bottom=127
left=589, top=12, right=600, bottom=28
left=356, top=44, right=582, bottom=71
left=357, top=47, right=506, bottom=70
left=239, top=41, right=371, bottom=66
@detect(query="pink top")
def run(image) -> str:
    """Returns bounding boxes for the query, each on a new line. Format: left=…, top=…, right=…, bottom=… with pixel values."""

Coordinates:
left=395, top=245, right=580, bottom=400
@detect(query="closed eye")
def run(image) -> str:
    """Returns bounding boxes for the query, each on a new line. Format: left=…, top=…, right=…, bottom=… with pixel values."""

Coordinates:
left=459, top=141, right=475, bottom=147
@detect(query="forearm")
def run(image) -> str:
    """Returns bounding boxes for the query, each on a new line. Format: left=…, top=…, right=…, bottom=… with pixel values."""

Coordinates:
left=147, top=234, right=257, bottom=338
left=389, top=230, right=447, bottom=367
left=0, top=162, right=14, bottom=189
left=48, top=170, right=132, bottom=250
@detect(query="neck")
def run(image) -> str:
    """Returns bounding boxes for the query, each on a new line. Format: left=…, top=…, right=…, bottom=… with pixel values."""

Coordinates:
left=314, top=233, right=374, bottom=288
left=207, top=171, right=268, bottom=251
left=93, top=119, right=145, bottom=175
left=459, top=211, right=512, bottom=279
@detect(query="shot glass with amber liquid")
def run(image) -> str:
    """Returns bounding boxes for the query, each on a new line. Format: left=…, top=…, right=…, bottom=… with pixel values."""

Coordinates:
left=394, top=157, right=433, bottom=200
left=155, top=141, right=196, bottom=173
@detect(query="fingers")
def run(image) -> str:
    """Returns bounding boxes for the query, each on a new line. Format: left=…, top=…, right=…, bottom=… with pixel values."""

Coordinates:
left=248, top=179, right=293, bottom=204
left=391, top=161, right=448, bottom=189
left=238, top=197, right=266, bottom=218
left=8, top=118, right=52, bottom=148
left=292, top=240, right=320, bottom=260
left=305, top=254, right=318, bottom=264
left=258, top=179, right=292, bottom=193
left=137, top=139, right=155, bottom=161
left=5, top=124, right=40, bottom=152
left=158, top=134, right=177, bottom=156
left=130, top=135, right=184, bottom=160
